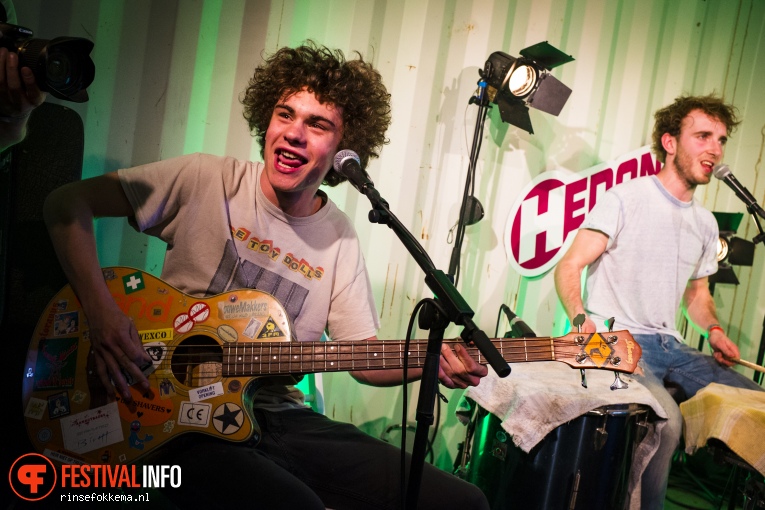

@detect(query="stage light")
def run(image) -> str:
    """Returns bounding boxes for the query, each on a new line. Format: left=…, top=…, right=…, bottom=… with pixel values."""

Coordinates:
left=710, top=212, right=755, bottom=286
left=716, top=235, right=755, bottom=265
left=448, top=41, right=574, bottom=281
left=480, top=41, right=574, bottom=134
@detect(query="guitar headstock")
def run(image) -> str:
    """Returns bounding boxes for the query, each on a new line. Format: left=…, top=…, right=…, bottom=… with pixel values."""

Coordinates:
left=555, top=330, right=641, bottom=373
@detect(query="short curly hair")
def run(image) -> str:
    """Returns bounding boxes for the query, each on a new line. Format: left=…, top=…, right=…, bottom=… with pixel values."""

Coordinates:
left=652, top=94, right=741, bottom=163
left=241, top=42, right=391, bottom=186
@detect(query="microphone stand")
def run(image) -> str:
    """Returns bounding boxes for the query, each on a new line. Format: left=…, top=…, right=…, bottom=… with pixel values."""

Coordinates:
left=357, top=182, right=510, bottom=510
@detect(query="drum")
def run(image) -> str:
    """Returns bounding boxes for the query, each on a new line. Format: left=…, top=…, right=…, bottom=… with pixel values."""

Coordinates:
left=464, top=403, right=649, bottom=510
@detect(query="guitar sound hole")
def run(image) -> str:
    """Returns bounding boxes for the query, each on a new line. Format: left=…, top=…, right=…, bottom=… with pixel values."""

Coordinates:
left=171, top=335, right=223, bottom=387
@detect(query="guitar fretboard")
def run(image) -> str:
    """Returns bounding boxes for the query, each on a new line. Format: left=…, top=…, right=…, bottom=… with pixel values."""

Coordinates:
left=222, top=338, right=557, bottom=376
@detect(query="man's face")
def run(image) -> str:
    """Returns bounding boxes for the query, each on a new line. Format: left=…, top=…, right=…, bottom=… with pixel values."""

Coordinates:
left=670, top=109, right=728, bottom=187
left=261, top=88, right=344, bottom=214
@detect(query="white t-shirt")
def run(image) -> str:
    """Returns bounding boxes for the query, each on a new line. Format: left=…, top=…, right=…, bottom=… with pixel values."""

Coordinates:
left=581, top=175, right=718, bottom=341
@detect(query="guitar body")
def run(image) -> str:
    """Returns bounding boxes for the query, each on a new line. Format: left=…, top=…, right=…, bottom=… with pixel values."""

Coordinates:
left=22, top=267, right=293, bottom=466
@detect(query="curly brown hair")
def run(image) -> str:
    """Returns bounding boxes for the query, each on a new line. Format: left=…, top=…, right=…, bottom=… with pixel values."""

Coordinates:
left=241, top=42, right=391, bottom=186
left=652, top=94, right=741, bottom=163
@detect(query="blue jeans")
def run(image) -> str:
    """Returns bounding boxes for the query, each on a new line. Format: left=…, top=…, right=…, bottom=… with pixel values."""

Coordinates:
left=632, top=334, right=763, bottom=510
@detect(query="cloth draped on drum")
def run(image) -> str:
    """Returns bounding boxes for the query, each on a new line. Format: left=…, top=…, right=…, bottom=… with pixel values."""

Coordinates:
left=680, top=383, right=765, bottom=476
left=458, top=361, right=666, bottom=510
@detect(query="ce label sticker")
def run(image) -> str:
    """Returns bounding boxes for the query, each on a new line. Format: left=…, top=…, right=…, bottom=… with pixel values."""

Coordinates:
left=178, top=401, right=212, bottom=428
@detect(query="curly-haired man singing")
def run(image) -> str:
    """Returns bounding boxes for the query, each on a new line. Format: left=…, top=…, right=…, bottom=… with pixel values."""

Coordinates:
left=44, top=42, right=489, bottom=509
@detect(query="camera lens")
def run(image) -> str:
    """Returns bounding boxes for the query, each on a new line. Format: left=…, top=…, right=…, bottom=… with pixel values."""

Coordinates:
left=17, top=36, right=94, bottom=102
left=46, top=49, right=73, bottom=87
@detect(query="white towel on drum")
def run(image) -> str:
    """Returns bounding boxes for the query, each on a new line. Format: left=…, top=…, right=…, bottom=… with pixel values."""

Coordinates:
left=460, top=361, right=667, bottom=510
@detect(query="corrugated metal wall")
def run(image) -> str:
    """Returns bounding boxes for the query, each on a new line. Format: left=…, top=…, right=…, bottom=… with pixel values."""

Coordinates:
left=16, top=0, right=765, bottom=470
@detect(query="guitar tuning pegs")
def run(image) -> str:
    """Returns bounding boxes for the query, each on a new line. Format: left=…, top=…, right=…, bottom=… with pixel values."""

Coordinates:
left=573, top=314, right=586, bottom=332
left=605, top=317, right=615, bottom=332
left=580, top=369, right=587, bottom=389
left=610, top=372, right=629, bottom=390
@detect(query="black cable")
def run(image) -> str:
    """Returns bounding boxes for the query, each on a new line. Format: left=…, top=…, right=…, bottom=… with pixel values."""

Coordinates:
left=495, top=303, right=511, bottom=338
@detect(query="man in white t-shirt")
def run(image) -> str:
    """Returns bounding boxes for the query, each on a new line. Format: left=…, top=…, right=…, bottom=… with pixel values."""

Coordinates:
left=554, top=94, right=763, bottom=509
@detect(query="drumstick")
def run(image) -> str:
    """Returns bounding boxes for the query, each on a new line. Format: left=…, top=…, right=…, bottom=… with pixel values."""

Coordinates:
left=728, top=357, right=765, bottom=374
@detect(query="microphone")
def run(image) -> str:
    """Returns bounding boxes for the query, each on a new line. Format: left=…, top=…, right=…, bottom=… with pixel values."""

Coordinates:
left=713, top=164, right=765, bottom=219
left=502, top=306, right=537, bottom=338
left=333, top=150, right=374, bottom=194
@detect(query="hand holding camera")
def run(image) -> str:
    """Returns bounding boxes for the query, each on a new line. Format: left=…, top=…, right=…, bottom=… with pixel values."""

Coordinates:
left=0, top=22, right=94, bottom=104
left=0, top=21, right=93, bottom=148
left=0, top=46, right=44, bottom=122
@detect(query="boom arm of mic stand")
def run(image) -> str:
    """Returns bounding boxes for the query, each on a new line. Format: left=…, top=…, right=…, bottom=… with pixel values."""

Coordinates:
left=362, top=184, right=509, bottom=376
left=423, top=270, right=510, bottom=376
left=750, top=206, right=765, bottom=246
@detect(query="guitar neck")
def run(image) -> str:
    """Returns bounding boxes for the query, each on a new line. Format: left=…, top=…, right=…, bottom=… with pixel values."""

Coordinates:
left=223, top=336, right=585, bottom=376
left=222, top=338, right=538, bottom=376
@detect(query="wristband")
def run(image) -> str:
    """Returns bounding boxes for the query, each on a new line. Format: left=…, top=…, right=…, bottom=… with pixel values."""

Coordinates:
left=706, top=324, right=724, bottom=336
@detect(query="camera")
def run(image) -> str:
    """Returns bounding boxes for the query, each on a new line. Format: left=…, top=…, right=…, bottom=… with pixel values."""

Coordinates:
left=0, top=22, right=95, bottom=103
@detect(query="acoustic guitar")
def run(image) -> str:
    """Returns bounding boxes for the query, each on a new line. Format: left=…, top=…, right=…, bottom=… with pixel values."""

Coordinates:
left=22, top=267, right=641, bottom=466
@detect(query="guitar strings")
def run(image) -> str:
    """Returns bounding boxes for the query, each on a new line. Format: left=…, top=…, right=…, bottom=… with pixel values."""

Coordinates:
left=133, top=338, right=630, bottom=377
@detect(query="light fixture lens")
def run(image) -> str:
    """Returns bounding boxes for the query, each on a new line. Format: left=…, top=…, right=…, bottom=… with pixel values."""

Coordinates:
left=508, top=64, right=537, bottom=96
left=716, top=237, right=729, bottom=262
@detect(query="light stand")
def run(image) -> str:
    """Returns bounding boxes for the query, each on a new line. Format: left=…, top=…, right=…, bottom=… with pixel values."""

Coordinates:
left=447, top=82, right=490, bottom=282
left=447, top=42, right=574, bottom=283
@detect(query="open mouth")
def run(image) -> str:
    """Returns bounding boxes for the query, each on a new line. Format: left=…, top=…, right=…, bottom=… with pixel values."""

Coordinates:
left=276, top=149, right=307, bottom=170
